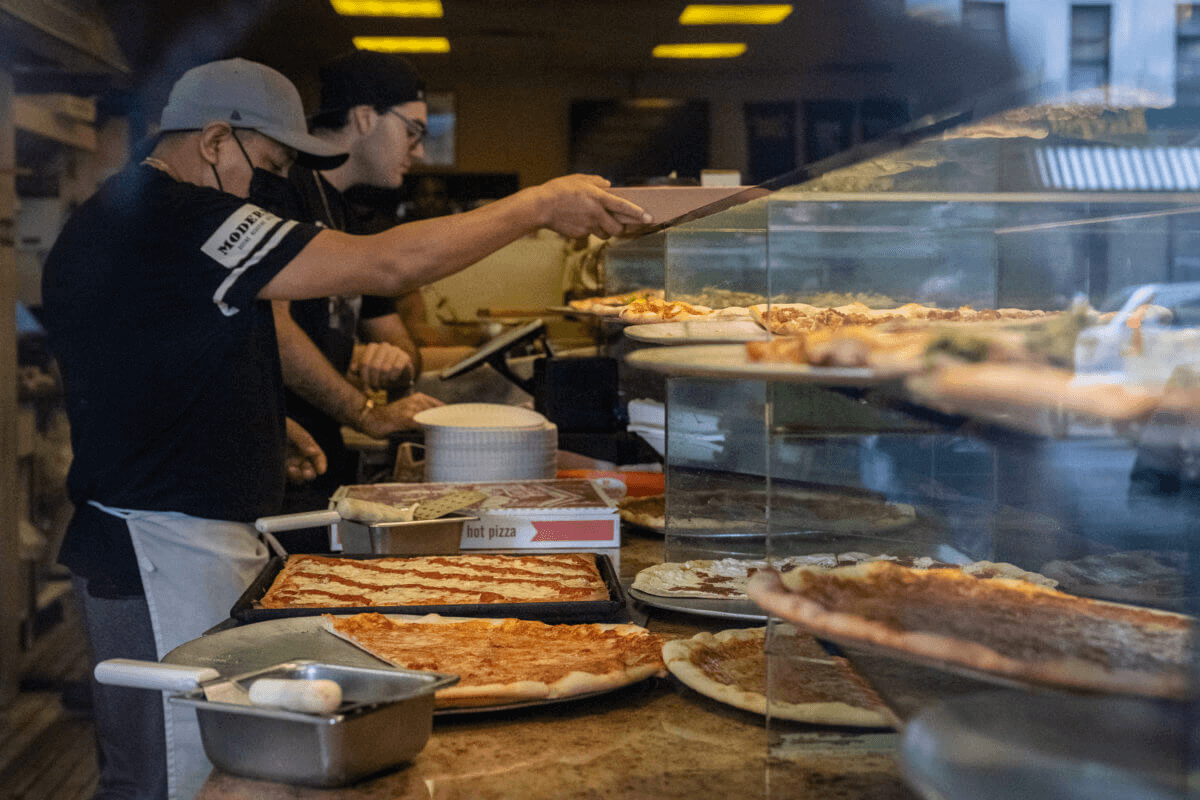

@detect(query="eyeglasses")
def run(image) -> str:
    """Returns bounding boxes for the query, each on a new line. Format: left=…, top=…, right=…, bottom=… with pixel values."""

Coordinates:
left=386, top=109, right=428, bottom=149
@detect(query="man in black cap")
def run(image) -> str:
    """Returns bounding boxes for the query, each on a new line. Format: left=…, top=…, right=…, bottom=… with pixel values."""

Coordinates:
left=41, top=57, right=648, bottom=799
left=268, top=51, right=444, bottom=531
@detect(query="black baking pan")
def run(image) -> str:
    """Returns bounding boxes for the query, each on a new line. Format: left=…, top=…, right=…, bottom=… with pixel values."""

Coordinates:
left=230, top=552, right=627, bottom=625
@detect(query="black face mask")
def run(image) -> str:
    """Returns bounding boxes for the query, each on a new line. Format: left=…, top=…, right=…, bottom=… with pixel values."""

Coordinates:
left=228, top=131, right=303, bottom=219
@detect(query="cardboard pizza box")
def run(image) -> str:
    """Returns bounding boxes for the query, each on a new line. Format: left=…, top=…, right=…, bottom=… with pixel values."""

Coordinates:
left=333, top=479, right=621, bottom=551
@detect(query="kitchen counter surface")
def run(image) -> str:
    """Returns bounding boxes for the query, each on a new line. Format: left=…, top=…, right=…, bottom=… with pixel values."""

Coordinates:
left=195, top=530, right=918, bottom=799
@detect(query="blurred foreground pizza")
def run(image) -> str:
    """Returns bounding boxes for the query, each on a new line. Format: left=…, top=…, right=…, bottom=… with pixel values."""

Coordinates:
left=747, top=561, right=1192, bottom=699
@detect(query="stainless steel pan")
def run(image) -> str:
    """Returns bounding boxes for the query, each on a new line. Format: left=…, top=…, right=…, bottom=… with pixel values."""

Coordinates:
left=97, top=658, right=458, bottom=787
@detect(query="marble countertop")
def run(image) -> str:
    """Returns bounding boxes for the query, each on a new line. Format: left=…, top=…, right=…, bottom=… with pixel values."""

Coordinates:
left=195, top=532, right=920, bottom=799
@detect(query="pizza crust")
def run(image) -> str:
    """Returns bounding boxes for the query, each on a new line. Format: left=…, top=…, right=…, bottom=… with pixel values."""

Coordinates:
left=322, top=613, right=667, bottom=708
left=662, top=626, right=891, bottom=727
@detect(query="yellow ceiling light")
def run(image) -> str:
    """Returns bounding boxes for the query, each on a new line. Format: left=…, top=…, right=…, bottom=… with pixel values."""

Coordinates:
left=353, top=36, right=451, bottom=53
left=331, top=0, right=443, bottom=17
left=653, top=43, right=747, bottom=59
left=679, top=4, right=793, bottom=25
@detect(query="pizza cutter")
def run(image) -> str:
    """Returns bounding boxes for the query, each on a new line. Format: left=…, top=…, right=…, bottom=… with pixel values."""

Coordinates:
left=94, top=658, right=343, bottom=714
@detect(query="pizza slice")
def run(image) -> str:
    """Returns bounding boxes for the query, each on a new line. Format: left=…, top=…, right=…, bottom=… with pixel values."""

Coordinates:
left=618, top=297, right=714, bottom=324
left=323, top=613, right=667, bottom=707
left=747, top=561, right=1193, bottom=699
left=663, top=625, right=892, bottom=727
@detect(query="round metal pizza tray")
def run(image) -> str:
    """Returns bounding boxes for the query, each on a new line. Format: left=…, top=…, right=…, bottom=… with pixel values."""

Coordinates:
left=623, top=319, right=771, bottom=345
left=628, top=587, right=766, bottom=622
left=165, top=616, right=648, bottom=716
left=625, top=344, right=907, bottom=385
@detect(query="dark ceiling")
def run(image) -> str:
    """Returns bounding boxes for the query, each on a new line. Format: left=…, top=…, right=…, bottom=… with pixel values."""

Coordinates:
left=7, top=0, right=1015, bottom=128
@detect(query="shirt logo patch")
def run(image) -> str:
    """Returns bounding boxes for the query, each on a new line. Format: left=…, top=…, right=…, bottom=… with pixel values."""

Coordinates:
left=201, top=204, right=284, bottom=269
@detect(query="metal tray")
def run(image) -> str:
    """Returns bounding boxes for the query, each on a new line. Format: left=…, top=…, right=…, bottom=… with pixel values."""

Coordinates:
left=170, top=660, right=456, bottom=788
left=628, top=586, right=766, bottom=621
left=230, top=552, right=627, bottom=624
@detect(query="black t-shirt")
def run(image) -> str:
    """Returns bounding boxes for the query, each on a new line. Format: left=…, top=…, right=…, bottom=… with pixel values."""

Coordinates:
left=282, top=168, right=395, bottom=487
left=42, top=164, right=322, bottom=526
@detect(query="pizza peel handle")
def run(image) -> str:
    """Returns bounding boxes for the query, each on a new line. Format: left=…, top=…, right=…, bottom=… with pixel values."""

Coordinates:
left=255, top=509, right=340, bottom=533
left=95, top=659, right=219, bottom=692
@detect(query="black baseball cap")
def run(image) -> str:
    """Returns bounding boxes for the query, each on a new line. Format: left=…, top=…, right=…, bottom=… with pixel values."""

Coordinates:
left=313, top=50, right=426, bottom=118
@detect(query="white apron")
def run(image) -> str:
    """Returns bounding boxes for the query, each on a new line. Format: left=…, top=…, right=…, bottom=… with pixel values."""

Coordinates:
left=89, top=501, right=270, bottom=800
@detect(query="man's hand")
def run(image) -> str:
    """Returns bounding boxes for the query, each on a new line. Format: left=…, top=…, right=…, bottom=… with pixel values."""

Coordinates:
left=532, top=175, right=652, bottom=240
left=358, top=391, right=444, bottom=439
left=349, top=341, right=414, bottom=393
left=285, top=418, right=328, bottom=484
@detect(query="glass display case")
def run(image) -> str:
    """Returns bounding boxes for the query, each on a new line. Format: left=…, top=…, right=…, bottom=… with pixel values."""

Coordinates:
left=614, top=102, right=1200, bottom=797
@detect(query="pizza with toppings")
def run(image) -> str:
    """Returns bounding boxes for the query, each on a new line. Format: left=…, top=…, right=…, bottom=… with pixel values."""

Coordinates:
left=663, top=625, right=892, bottom=727
left=618, top=297, right=715, bottom=324
left=323, top=612, right=667, bottom=707
left=256, top=553, right=609, bottom=609
left=749, top=302, right=1052, bottom=337
left=747, top=561, right=1193, bottom=699
left=633, top=554, right=1056, bottom=601
left=617, top=488, right=917, bottom=534
left=567, top=289, right=663, bottom=316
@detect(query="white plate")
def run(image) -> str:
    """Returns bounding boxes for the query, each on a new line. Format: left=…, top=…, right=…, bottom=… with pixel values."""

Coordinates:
left=415, top=403, right=547, bottom=429
left=625, top=344, right=904, bottom=385
left=624, top=319, right=771, bottom=345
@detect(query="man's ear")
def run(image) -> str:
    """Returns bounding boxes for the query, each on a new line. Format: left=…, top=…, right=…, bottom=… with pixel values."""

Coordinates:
left=198, top=122, right=232, bottom=166
left=350, top=105, right=375, bottom=135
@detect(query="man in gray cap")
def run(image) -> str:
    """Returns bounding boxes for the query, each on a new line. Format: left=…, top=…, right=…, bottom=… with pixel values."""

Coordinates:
left=41, top=57, right=649, bottom=799
left=268, top=51, right=445, bottom=530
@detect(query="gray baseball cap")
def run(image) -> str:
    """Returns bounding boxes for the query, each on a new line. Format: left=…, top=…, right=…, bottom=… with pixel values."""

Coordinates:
left=159, top=58, right=348, bottom=169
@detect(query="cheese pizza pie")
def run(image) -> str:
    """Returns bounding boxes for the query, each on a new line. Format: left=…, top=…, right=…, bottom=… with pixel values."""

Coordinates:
left=324, top=612, right=667, bottom=707
left=747, top=561, right=1193, bottom=699
left=257, top=553, right=609, bottom=608
left=633, top=553, right=1056, bottom=601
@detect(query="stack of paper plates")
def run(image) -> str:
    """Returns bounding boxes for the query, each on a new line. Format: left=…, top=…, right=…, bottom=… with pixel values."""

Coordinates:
left=415, top=403, right=558, bottom=483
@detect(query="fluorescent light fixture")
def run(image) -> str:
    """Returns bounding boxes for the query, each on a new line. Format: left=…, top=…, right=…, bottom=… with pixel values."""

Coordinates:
left=331, top=0, right=443, bottom=17
left=679, top=4, right=793, bottom=25
left=353, top=36, right=451, bottom=53
left=653, top=43, right=747, bottom=59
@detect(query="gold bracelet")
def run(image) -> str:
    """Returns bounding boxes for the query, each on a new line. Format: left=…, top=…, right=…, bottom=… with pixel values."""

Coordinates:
left=358, top=396, right=377, bottom=421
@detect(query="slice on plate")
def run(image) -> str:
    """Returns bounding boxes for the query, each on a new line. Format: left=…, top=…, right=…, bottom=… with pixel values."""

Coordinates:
left=323, top=612, right=666, bottom=708
left=663, top=625, right=892, bottom=727
left=747, top=561, right=1193, bottom=699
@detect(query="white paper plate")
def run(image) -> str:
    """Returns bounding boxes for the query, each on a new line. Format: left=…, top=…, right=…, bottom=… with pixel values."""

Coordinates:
left=415, top=403, right=547, bottom=430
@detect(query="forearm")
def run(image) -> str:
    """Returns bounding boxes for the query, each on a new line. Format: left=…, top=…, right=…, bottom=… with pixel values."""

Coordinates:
left=360, top=313, right=423, bottom=379
left=260, top=175, right=650, bottom=302
left=273, top=301, right=370, bottom=429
